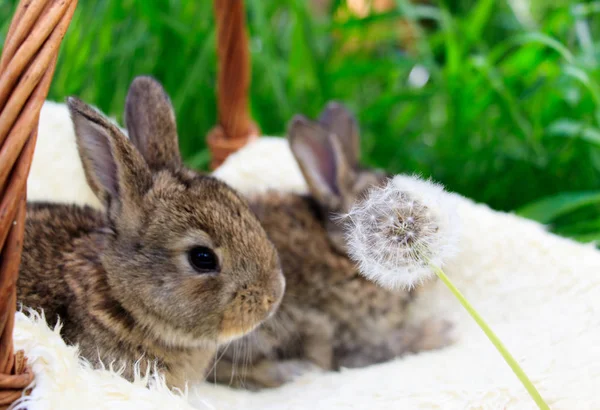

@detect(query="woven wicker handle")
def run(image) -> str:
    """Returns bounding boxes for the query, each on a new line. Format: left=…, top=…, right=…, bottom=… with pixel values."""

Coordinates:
left=207, top=0, right=259, bottom=170
left=0, top=1, right=78, bottom=408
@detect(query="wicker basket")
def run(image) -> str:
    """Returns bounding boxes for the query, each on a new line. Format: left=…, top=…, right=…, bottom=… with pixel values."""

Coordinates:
left=0, top=0, right=255, bottom=408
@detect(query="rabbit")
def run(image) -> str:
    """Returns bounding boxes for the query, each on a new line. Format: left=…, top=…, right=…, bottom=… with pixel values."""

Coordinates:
left=17, top=76, right=285, bottom=389
left=211, top=102, right=453, bottom=389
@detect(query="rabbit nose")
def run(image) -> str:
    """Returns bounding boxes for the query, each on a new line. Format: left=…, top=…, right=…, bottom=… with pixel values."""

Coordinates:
left=262, top=295, right=275, bottom=313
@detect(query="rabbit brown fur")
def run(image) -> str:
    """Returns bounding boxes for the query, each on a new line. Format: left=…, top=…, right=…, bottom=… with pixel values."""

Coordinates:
left=17, top=76, right=285, bottom=389
left=212, top=103, right=452, bottom=389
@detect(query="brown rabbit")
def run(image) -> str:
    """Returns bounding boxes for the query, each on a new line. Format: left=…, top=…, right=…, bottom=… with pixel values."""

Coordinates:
left=17, top=76, right=285, bottom=389
left=212, top=103, right=452, bottom=389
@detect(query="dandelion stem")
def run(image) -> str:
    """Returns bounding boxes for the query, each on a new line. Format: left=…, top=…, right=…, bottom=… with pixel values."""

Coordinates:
left=430, top=264, right=549, bottom=410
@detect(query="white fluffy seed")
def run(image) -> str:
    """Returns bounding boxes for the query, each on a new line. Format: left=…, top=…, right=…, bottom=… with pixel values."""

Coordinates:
left=344, top=175, right=460, bottom=290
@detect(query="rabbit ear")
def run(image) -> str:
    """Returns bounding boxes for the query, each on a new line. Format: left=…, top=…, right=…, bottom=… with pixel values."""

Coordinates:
left=68, top=97, right=152, bottom=227
left=289, top=115, right=354, bottom=209
left=124, top=76, right=181, bottom=171
left=318, top=101, right=360, bottom=169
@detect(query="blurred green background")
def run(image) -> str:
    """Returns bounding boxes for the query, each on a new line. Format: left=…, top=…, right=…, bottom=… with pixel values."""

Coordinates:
left=1, top=0, right=600, bottom=242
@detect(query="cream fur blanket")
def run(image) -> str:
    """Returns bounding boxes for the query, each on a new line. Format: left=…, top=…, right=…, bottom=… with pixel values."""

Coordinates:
left=12, top=101, right=600, bottom=410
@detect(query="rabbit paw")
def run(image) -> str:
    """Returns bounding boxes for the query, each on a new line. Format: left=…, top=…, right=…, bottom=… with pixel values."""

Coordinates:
left=410, top=317, right=455, bottom=352
left=249, top=359, right=322, bottom=389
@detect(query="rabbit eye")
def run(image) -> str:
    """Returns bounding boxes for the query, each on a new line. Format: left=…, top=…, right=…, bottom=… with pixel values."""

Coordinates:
left=188, top=246, right=219, bottom=273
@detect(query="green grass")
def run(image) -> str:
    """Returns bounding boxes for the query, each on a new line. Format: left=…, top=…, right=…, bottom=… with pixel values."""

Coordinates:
left=1, top=0, right=600, bottom=241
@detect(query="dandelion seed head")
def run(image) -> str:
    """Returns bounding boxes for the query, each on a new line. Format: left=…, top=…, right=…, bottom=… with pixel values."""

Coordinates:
left=344, top=174, right=460, bottom=290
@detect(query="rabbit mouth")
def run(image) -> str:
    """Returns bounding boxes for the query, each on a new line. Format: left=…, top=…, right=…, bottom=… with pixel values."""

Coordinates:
left=218, top=292, right=281, bottom=343
left=218, top=310, right=269, bottom=344
left=217, top=322, right=263, bottom=344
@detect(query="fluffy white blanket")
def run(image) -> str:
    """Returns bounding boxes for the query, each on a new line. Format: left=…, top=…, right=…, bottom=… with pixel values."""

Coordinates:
left=11, top=101, right=600, bottom=409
